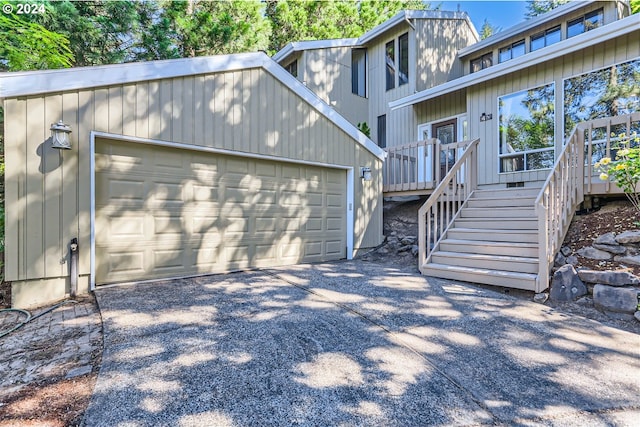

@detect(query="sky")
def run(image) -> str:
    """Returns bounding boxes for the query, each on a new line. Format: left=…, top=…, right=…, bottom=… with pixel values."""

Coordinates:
left=439, top=1, right=530, bottom=33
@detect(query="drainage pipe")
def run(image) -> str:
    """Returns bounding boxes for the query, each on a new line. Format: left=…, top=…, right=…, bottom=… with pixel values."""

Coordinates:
left=70, top=238, right=79, bottom=298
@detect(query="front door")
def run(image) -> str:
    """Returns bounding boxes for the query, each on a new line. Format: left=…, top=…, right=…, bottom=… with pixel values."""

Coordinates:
left=432, top=119, right=457, bottom=178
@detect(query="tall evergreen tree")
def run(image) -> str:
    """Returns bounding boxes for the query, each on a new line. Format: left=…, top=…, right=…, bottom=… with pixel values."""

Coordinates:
left=525, top=0, right=570, bottom=18
left=480, top=19, right=499, bottom=39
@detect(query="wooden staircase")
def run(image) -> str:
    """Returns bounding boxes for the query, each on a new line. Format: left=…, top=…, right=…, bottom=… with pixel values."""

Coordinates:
left=422, top=187, right=541, bottom=291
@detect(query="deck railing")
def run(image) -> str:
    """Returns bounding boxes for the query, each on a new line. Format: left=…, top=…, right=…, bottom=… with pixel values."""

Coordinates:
left=418, top=139, right=479, bottom=272
left=535, top=112, right=640, bottom=292
left=383, top=139, right=471, bottom=194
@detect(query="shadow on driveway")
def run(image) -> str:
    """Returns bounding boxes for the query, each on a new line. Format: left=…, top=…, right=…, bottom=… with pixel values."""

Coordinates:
left=84, top=260, right=640, bottom=426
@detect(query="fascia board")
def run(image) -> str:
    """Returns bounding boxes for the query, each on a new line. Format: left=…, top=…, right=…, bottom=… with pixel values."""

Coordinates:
left=458, top=0, right=595, bottom=58
left=0, top=52, right=268, bottom=99
left=272, top=38, right=359, bottom=63
left=390, top=14, right=640, bottom=110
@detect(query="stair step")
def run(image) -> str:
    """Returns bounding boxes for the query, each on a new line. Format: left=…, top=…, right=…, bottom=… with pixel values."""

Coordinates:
left=472, top=188, right=541, bottom=199
left=467, top=196, right=535, bottom=208
left=421, top=263, right=538, bottom=291
left=460, top=207, right=536, bottom=218
left=439, top=239, right=538, bottom=257
left=454, top=218, right=538, bottom=230
left=430, top=251, right=539, bottom=274
left=447, top=228, right=538, bottom=243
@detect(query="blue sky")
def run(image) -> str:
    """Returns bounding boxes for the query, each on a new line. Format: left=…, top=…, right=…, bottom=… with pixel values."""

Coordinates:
left=439, top=1, right=529, bottom=33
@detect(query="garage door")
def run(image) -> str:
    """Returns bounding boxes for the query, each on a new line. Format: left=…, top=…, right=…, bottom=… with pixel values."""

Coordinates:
left=94, top=139, right=347, bottom=285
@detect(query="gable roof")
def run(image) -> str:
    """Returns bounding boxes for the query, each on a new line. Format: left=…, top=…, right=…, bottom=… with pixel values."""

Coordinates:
left=272, top=10, right=478, bottom=63
left=390, top=13, right=639, bottom=110
left=272, top=38, right=359, bottom=63
left=0, top=52, right=385, bottom=161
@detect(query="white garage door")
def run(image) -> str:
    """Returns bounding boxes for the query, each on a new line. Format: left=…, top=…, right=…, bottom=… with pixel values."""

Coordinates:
left=94, top=139, right=347, bottom=285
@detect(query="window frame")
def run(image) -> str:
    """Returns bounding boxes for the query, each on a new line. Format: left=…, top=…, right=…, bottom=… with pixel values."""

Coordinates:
left=398, top=32, right=409, bottom=86
left=351, top=48, right=367, bottom=97
left=377, top=114, right=387, bottom=148
left=498, top=39, right=525, bottom=64
left=470, top=52, right=493, bottom=73
left=385, top=40, right=396, bottom=91
left=498, top=82, right=556, bottom=174
left=284, top=60, right=298, bottom=78
left=530, top=25, right=561, bottom=52
left=567, top=8, right=604, bottom=38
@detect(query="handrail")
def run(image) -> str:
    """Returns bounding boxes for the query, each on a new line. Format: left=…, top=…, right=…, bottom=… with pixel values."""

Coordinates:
left=383, top=139, right=473, bottom=193
left=418, top=139, right=479, bottom=273
left=534, top=112, right=640, bottom=292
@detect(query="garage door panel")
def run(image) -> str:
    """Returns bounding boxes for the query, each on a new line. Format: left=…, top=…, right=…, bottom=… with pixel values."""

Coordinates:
left=96, top=139, right=346, bottom=285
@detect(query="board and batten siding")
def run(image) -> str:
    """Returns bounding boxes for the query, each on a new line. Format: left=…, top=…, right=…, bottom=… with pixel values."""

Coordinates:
left=465, top=31, right=640, bottom=186
left=4, top=66, right=383, bottom=301
left=301, top=47, right=369, bottom=126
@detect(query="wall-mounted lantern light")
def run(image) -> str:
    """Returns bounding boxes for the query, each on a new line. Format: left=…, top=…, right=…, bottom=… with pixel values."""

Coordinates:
left=360, top=167, right=372, bottom=182
left=50, top=120, right=72, bottom=150
left=480, top=113, right=492, bottom=122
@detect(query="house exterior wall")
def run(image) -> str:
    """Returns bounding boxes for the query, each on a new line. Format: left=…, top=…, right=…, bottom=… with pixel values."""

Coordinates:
left=464, top=31, right=640, bottom=186
left=299, top=47, right=369, bottom=126
left=3, top=65, right=383, bottom=307
left=460, top=1, right=623, bottom=76
left=415, top=18, right=478, bottom=90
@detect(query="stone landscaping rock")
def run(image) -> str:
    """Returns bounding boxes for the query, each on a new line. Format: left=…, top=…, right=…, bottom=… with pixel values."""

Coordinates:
left=594, top=232, right=617, bottom=245
left=593, top=284, right=639, bottom=315
left=397, top=245, right=411, bottom=253
left=576, top=269, right=640, bottom=286
left=614, top=255, right=640, bottom=267
left=411, top=245, right=419, bottom=257
left=615, top=230, right=640, bottom=244
left=577, top=247, right=612, bottom=260
left=593, top=243, right=627, bottom=255
left=560, top=246, right=572, bottom=257
left=565, top=255, right=578, bottom=266
left=554, top=252, right=566, bottom=267
left=400, top=236, right=417, bottom=245
left=550, top=265, right=587, bottom=302
left=533, top=293, right=549, bottom=304
left=635, top=311, right=640, bottom=322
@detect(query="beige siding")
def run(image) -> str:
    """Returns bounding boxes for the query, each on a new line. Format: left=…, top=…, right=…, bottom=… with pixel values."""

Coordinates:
left=416, top=19, right=478, bottom=90
left=298, top=47, right=369, bottom=126
left=4, top=66, right=383, bottom=286
left=464, top=33, right=640, bottom=186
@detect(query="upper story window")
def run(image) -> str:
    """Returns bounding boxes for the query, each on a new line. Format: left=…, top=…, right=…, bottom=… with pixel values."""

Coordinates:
left=398, top=33, right=409, bottom=86
left=530, top=25, right=561, bottom=52
left=470, top=52, right=492, bottom=73
left=385, top=40, right=395, bottom=90
left=567, top=9, right=603, bottom=38
left=351, top=48, right=367, bottom=97
left=499, top=40, right=525, bottom=63
left=285, top=60, right=298, bottom=78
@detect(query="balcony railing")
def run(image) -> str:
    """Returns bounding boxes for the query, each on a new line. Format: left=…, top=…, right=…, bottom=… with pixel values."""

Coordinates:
left=383, top=139, right=473, bottom=194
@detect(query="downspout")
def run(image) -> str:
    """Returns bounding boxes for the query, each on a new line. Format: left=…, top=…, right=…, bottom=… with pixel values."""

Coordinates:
left=69, top=238, right=78, bottom=297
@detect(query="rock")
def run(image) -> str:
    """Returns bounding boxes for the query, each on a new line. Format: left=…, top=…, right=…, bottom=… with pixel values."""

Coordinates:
left=397, top=245, right=411, bottom=253
left=614, top=255, right=640, bottom=266
left=560, top=246, right=572, bottom=257
left=566, top=255, right=579, bottom=266
left=577, top=247, right=612, bottom=260
left=411, top=245, right=419, bottom=257
left=577, top=269, right=640, bottom=286
left=603, top=311, right=636, bottom=321
left=533, top=293, right=549, bottom=304
left=550, top=265, right=587, bottom=302
left=390, top=231, right=397, bottom=237
left=615, top=230, right=640, bottom=244
left=400, top=236, right=417, bottom=245
left=635, top=311, right=640, bottom=322
left=593, top=243, right=627, bottom=255
left=554, top=252, right=566, bottom=267
left=377, top=247, right=389, bottom=254
left=594, top=232, right=617, bottom=245
left=593, top=284, right=639, bottom=314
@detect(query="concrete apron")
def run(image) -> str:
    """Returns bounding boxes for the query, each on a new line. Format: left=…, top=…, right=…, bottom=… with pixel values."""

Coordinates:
left=84, top=261, right=640, bottom=426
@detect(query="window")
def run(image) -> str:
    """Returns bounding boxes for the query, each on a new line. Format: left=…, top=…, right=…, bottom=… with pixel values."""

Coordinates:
left=398, top=33, right=409, bottom=86
left=351, top=48, right=367, bottom=97
left=530, top=26, right=561, bottom=51
left=470, top=52, right=492, bottom=73
left=564, top=59, right=640, bottom=141
left=285, top=60, right=298, bottom=78
left=498, top=40, right=525, bottom=63
left=499, top=83, right=555, bottom=172
left=567, top=9, right=603, bottom=38
left=377, top=115, right=387, bottom=148
left=385, top=40, right=395, bottom=91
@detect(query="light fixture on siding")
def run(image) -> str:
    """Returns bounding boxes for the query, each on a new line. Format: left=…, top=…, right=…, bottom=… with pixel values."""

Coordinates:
left=480, top=113, right=492, bottom=122
left=50, top=120, right=72, bottom=150
left=360, top=167, right=372, bottom=181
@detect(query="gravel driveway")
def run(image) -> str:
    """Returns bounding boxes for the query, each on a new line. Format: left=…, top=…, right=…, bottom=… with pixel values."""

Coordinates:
left=84, top=260, right=640, bottom=426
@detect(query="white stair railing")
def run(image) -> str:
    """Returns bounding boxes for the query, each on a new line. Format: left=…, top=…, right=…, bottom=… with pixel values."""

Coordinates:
left=418, top=139, right=479, bottom=273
